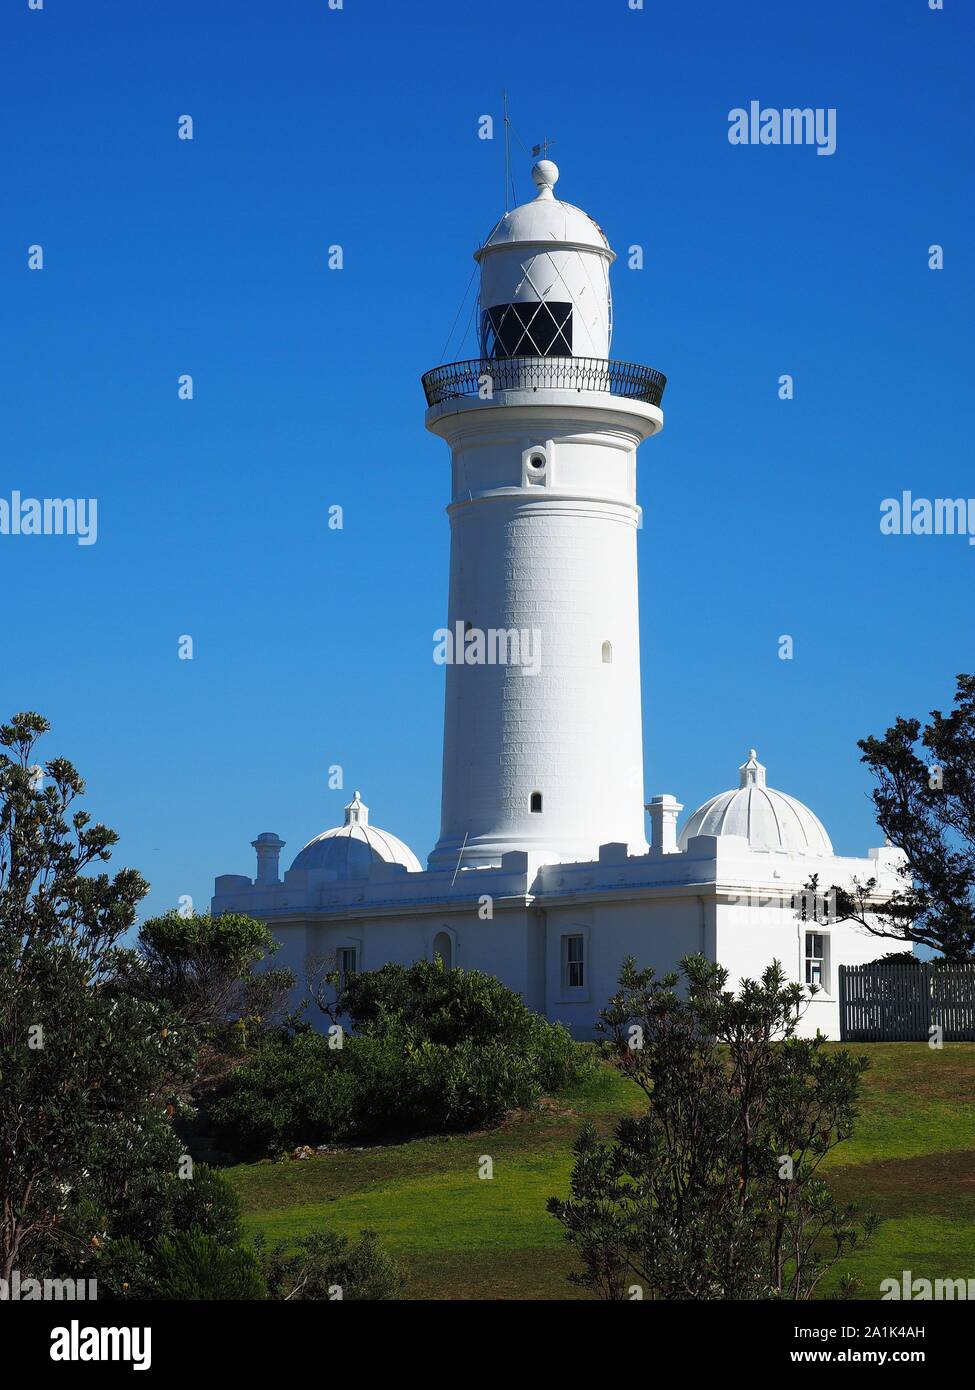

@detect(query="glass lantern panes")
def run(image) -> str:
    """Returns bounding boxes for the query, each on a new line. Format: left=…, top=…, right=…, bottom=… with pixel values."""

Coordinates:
left=481, top=301, right=573, bottom=358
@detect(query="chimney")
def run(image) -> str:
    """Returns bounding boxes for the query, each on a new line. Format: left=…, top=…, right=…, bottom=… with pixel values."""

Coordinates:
left=646, top=795, right=683, bottom=855
left=251, top=832, right=285, bottom=885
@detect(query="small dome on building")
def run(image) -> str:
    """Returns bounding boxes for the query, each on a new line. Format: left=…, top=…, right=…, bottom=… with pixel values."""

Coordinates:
left=289, top=791, right=422, bottom=878
left=678, top=750, right=833, bottom=856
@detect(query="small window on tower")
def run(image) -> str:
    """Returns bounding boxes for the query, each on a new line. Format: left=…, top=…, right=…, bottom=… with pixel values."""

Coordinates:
left=601, top=641, right=613, bottom=663
left=530, top=791, right=543, bottom=813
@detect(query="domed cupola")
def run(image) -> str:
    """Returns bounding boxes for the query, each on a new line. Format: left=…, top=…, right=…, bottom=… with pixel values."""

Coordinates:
left=290, top=792, right=422, bottom=879
left=678, top=750, right=833, bottom=856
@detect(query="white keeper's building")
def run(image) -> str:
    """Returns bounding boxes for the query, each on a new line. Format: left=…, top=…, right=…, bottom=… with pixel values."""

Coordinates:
left=212, top=158, right=900, bottom=1039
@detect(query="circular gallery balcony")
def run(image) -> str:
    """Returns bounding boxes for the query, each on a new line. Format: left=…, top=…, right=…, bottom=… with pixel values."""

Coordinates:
left=421, top=356, right=667, bottom=408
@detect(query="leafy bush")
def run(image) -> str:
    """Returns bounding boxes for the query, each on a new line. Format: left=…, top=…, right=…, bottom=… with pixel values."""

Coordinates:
left=257, top=1229, right=404, bottom=1300
left=213, top=960, right=590, bottom=1154
left=115, top=909, right=295, bottom=1043
left=155, top=1229, right=267, bottom=1300
left=65, top=1162, right=246, bottom=1299
left=211, top=1029, right=337, bottom=1156
left=87, top=1236, right=158, bottom=1302
left=338, top=960, right=587, bottom=1099
left=337, top=958, right=549, bottom=1046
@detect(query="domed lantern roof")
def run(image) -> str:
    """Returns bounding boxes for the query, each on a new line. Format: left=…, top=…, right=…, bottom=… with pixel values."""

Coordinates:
left=476, top=161, right=613, bottom=258
left=289, top=792, right=422, bottom=879
left=678, top=750, right=833, bottom=856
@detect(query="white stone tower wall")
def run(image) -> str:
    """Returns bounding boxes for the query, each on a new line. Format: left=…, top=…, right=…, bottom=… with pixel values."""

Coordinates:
left=428, top=398, right=655, bottom=868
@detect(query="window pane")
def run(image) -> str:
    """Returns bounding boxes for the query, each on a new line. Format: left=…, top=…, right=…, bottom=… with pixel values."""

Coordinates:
left=564, top=936, right=584, bottom=988
left=482, top=302, right=573, bottom=358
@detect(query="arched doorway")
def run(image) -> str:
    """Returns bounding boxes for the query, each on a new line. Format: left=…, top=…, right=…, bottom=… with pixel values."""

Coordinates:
left=433, top=930, right=453, bottom=970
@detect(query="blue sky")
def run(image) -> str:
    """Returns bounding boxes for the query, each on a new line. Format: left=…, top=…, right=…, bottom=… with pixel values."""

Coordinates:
left=1, top=0, right=971, bottom=925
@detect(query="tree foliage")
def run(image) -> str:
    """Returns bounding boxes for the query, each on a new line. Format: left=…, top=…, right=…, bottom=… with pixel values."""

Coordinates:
left=154, top=1229, right=268, bottom=1300
left=548, top=954, right=875, bottom=1300
left=823, top=673, right=975, bottom=960
left=0, top=713, right=237, bottom=1289
left=113, top=910, right=295, bottom=1088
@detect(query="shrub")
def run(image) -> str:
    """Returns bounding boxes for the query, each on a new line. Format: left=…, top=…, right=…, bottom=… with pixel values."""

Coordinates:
left=87, top=1236, right=158, bottom=1302
left=257, top=1229, right=404, bottom=1300
left=211, top=1028, right=339, bottom=1156
left=154, top=1229, right=267, bottom=1300
left=64, top=1162, right=246, bottom=1299
left=336, top=958, right=547, bottom=1045
left=213, top=960, right=591, bottom=1154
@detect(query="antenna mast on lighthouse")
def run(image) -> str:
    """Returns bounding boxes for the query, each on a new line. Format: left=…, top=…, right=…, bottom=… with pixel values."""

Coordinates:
left=502, top=91, right=512, bottom=211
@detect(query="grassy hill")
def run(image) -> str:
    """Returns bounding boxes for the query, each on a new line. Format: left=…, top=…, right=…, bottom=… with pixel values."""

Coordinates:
left=227, top=1042, right=975, bottom=1300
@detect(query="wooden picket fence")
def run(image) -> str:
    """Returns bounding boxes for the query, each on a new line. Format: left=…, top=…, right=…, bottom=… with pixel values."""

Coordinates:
left=838, top=961, right=975, bottom=1042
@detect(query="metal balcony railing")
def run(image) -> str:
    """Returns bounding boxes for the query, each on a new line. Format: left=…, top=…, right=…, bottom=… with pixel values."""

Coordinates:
left=421, top=356, right=667, bottom=408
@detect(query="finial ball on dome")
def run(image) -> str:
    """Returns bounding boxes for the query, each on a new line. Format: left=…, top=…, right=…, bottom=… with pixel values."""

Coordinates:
left=531, top=159, right=559, bottom=194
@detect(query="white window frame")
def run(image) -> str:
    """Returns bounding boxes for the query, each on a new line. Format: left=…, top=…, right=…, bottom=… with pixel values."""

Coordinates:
left=336, top=944, right=358, bottom=984
left=330, top=935, right=362, bottom=993
left=562, top=934, right=585, bottom=992
left=805, top=931, right=828, bottom=991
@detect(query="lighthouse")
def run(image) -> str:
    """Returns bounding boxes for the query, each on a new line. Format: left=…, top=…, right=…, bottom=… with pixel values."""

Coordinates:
left=214, top=150, right=904, bottom=1046
left=423, top=159, right=667, bottom=870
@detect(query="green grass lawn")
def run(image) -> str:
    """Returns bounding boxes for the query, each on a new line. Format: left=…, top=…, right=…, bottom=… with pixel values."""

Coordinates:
left=226, top=1043, right=975, bottom=1300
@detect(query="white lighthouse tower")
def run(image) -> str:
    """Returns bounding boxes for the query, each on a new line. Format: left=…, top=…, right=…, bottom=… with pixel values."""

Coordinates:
left=214, top=150, right=903, bottom=1046
left=423, top=159, right=666, bottom=870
